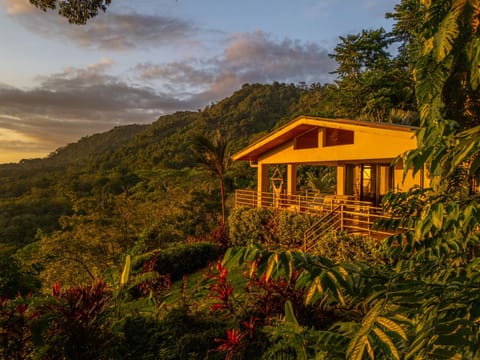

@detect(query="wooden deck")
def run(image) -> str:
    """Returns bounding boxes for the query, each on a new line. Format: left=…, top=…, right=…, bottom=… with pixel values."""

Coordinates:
left=234, top=189, right=399, bottom=249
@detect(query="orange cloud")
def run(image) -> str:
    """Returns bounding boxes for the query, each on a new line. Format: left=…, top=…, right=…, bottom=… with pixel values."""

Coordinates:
left=0, top=128, right=49, bottom=164
left=0, top=0, right=35, bottom=15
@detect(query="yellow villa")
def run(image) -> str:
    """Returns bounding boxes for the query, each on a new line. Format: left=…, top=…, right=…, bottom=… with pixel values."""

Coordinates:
left=232, top=116, right=426, bottom=239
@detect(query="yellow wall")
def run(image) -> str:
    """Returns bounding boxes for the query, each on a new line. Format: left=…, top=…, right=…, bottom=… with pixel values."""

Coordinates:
left=394, top=162, right=425, bottom=191
left=257, top=126, right=416, bottom=165
left=249, top=120, right=424, bottom=198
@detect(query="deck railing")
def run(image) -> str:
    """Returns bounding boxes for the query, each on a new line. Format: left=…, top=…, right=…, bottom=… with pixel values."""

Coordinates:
left=234, top=189, right=399, bottom=243
left=234, top=189, right=372, bottom=215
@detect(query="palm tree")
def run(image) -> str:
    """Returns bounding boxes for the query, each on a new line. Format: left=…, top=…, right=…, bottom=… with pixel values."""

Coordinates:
left=191, top=131, right=230, bottom=225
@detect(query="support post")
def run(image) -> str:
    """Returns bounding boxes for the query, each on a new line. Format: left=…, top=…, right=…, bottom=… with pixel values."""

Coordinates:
left=337, top=165, right=345, bottom=195
left=257, top=163, right=268, bottom=208
left=287, top=164, right=297, bottom=196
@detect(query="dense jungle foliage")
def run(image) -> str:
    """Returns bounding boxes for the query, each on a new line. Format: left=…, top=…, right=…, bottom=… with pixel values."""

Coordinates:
left=2, top=0, right=480, bottom=358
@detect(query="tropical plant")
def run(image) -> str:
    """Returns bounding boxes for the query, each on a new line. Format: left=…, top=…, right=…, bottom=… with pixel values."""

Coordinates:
left=191, top=131, right=231, bottom=225
left=0, top=294, right=33, bottom=359
left=329, top=27, right=415, bottom=121
left=132, top=242, right=222, bottom=282
left=228, top=207, right=316, bottom=248
left=34, top=279, right=114, bottom=359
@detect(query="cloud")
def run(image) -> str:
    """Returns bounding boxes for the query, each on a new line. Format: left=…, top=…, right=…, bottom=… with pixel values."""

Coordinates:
left=0, top=0, right=35, bottom=15
left=1, top=1, right=198, bottom=50
left=137, top=31, right=336, bottom=104
left=0, top=60, right=192, bottom=161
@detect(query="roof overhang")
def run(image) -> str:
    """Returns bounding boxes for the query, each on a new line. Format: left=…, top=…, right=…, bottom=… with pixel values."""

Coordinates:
left=232, top=116, right=417, bottom=162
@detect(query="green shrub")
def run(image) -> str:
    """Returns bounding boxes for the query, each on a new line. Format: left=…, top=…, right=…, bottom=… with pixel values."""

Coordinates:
left=228, top=208, right=316, bottom=248
left=132, top=242, right=222, bottom=281
left=33, top=279, right=115, bottom=360
left=137, top=221, right=183, bottom=251
left=228, top=207, right=274, bottom=246
left=275, top=211, right=316, bottom=248
left=311, top=231, right=385, bottom=264
left=118, top=309, right=226, bottom=360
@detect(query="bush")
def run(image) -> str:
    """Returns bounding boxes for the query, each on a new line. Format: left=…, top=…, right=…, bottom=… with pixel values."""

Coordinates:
left=118, top=309, right=226, bottom=360
left=275, top=211, right=316, bottom=248
left=312, top=231, right=385, bottom=264
left=0, top=295, right=33, bottom=359
left=228, top=208, right=316, bottom=248
left=132, top=242, right=222, bottom=281
left=228, top=207, right=274, bottom=246
left=137, top=221, right=183, bottom=251
left=34, top=279, right=114, bottom=359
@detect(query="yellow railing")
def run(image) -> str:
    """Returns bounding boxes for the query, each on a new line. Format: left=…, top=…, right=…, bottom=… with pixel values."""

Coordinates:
left=234, top=189, right=400, bottom=246
left=234, top=189, right=372, bottom=215
left=303, top=205, right=342, bottom=253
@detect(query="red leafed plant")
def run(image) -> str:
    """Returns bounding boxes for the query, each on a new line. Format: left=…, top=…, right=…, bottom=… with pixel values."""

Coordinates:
left=137, top=252, right=172, bottom=297
left=206, top=260, right=235, bottom=315
left=215, top=328, right=246, bottom=360
left=40, top=279, right=114, bottom=359
left=245, top=265, right=304, bottom=322
left=0, top=293, right=33, bottom=359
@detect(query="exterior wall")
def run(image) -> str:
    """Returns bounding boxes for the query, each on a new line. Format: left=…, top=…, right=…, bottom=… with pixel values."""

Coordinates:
left=379, top=166, right=393, bottom=195
left=257, top=126, right=416, bottom=165
left=235, top=118, right=424, bottom=203
left=394, top=165, right=424, bottom=192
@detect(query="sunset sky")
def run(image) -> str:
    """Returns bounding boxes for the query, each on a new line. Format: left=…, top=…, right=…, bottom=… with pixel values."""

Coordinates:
left=0, top=0, right=397, bottom=164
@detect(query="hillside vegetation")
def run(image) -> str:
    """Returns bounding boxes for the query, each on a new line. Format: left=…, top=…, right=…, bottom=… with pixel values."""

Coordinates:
left=0, top=72, right=416, bottom=290
left=2, top=1, right=480, bottom=358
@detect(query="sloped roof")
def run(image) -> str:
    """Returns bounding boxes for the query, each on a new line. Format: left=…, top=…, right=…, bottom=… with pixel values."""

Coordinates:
left=232, top=116, right=417, bottom=162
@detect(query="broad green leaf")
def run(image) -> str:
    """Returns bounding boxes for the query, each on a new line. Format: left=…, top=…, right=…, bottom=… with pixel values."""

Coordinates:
left=372, top=327, right=400, bottom=360
left=284, top=300, right=300, bottom=326
left=451, top=140, right=476, bottom=169
left=431, top=203, right=444, bottom=229
left=377, top=316, right=408, bottom=341
left=305, top=276, right=321, bottom=305
left=120, top=254, right=131, bottom=286
left=468, top=38, right=480, bottom=89
left=265, top=253, right=279, bottom=281
left=325, top=271, right=345, bottom=305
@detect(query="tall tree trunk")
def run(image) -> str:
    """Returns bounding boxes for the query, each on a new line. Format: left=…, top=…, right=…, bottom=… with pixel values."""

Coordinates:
left=219, top=177, right=225, bottom=225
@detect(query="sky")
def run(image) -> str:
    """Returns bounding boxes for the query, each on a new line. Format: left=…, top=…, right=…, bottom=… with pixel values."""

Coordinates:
left=0, top=0, right=398, bottom=164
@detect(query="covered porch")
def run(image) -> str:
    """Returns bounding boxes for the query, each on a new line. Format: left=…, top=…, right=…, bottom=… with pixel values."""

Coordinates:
left=231, top=116, right=425, bottom=238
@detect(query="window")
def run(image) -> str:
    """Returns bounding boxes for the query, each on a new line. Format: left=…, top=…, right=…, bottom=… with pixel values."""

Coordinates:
left=324, top=128, right=354, bottom=147
left=294, top=129, right=318, bottom=149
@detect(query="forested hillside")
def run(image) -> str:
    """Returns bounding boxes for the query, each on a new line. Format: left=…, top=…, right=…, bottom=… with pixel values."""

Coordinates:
left=0, top=82, right=347, bottom=291
left=0, top=64, right=416, bottom=293
left=7, top=1, right=480, bottom=356
left=0, top=6, right=423, bottom=296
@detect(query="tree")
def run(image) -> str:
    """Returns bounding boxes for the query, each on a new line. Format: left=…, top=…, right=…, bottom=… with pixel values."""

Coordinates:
left=191, top=131, right=230, bottom=225
left=329, top=28, right=416, bottom=122
left=330, top=28, right=392, bottom=80
left=29, top=0, right=111, bottom=24
left=403, top=0, right=480, bottom=186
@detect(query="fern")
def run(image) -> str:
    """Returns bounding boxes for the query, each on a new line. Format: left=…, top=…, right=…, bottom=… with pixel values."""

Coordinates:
left=433, top=0, right=465, bottom=62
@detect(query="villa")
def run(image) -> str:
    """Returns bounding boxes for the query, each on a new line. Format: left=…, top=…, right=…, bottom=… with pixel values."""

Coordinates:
left=231, top=116, right=426, bottom=244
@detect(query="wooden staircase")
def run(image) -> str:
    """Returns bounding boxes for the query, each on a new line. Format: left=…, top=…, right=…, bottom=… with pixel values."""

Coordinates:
left=303, top=205, right=342, bottom=253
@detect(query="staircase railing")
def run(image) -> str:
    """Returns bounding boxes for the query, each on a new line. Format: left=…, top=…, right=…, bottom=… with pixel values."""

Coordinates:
left=303, top=205, right=342, bottom=253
